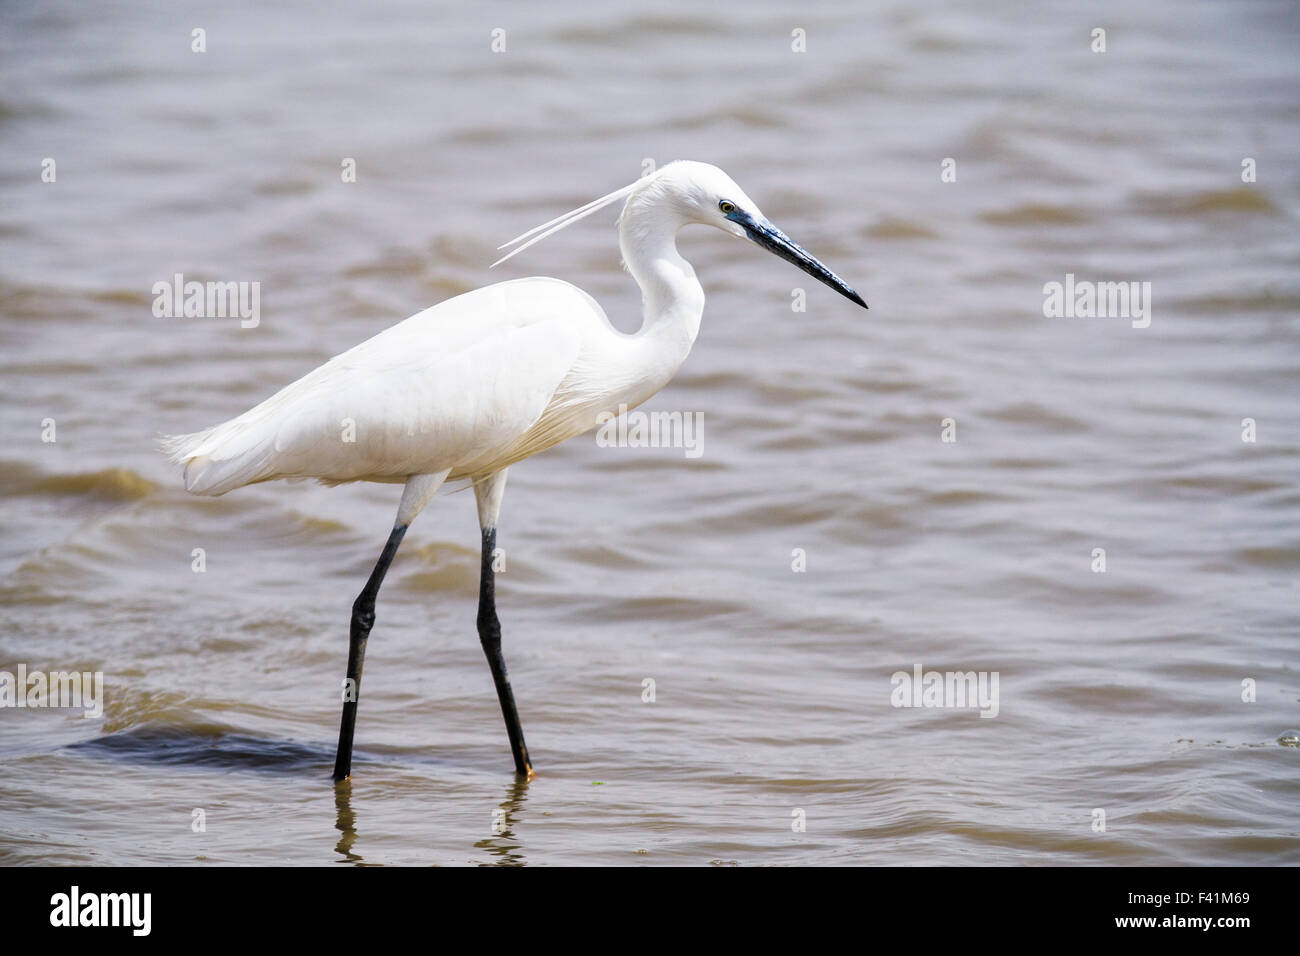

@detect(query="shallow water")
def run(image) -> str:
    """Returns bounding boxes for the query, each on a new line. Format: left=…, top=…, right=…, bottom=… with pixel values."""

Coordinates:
left=1, top=0, right=1298, bottom=865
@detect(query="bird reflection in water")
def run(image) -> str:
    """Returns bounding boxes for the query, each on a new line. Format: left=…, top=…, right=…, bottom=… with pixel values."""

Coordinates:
left=332, top=776, right=533, bottom=865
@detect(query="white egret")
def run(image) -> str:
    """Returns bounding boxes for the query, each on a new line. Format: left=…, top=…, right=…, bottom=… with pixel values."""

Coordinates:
left=163, top=160, right=867, bottom=781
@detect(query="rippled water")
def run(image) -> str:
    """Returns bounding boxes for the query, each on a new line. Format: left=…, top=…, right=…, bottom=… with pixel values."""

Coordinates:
left=1, top=0, right=1298, bottom=865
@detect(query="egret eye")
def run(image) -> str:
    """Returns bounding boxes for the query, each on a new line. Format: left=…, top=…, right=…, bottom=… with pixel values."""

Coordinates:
left=718, top=200, right=736, bottom=214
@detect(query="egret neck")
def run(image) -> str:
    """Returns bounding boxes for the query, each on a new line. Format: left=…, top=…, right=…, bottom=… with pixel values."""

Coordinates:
left=617, top=191, right=706, bottom=401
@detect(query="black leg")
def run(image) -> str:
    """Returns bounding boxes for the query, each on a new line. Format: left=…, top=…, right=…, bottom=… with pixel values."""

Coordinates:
left=333, top=523, right=408, bottom=782
left=477, top=526, right=533, bottom=777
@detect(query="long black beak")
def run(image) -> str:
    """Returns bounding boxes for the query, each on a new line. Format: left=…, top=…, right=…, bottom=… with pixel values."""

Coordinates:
left=729, top=210, right=867, bottom=309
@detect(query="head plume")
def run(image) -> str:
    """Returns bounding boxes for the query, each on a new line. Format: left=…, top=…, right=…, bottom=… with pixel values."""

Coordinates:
left=491, top=168, right=667, bottom=268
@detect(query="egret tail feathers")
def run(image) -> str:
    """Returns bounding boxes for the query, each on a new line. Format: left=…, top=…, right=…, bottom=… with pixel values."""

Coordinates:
left=159, top=424, right=277, bottom=496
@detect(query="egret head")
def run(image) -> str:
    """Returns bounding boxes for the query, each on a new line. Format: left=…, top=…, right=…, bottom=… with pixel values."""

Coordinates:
left=631, top=161, right=763, bottom=238
left=494, top=160, right=867, bottom=310
left=657, top=161, right=867, bottom=309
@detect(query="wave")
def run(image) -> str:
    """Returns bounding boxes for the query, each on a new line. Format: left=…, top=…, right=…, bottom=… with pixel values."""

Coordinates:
left=0, top=464, right=157, bottom=502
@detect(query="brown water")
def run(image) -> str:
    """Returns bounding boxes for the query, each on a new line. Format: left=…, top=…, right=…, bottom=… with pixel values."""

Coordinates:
left=1, top=0, right=1298, bottom=866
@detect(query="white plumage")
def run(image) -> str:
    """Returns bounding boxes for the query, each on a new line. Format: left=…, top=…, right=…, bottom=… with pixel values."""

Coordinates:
left=162, top=162, right=742, bottom=497
left=164, top=278, right=594, bottom=494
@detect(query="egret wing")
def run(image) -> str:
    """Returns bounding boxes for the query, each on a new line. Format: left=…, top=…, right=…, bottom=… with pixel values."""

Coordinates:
left=166, top=278, right=595, bottom=494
